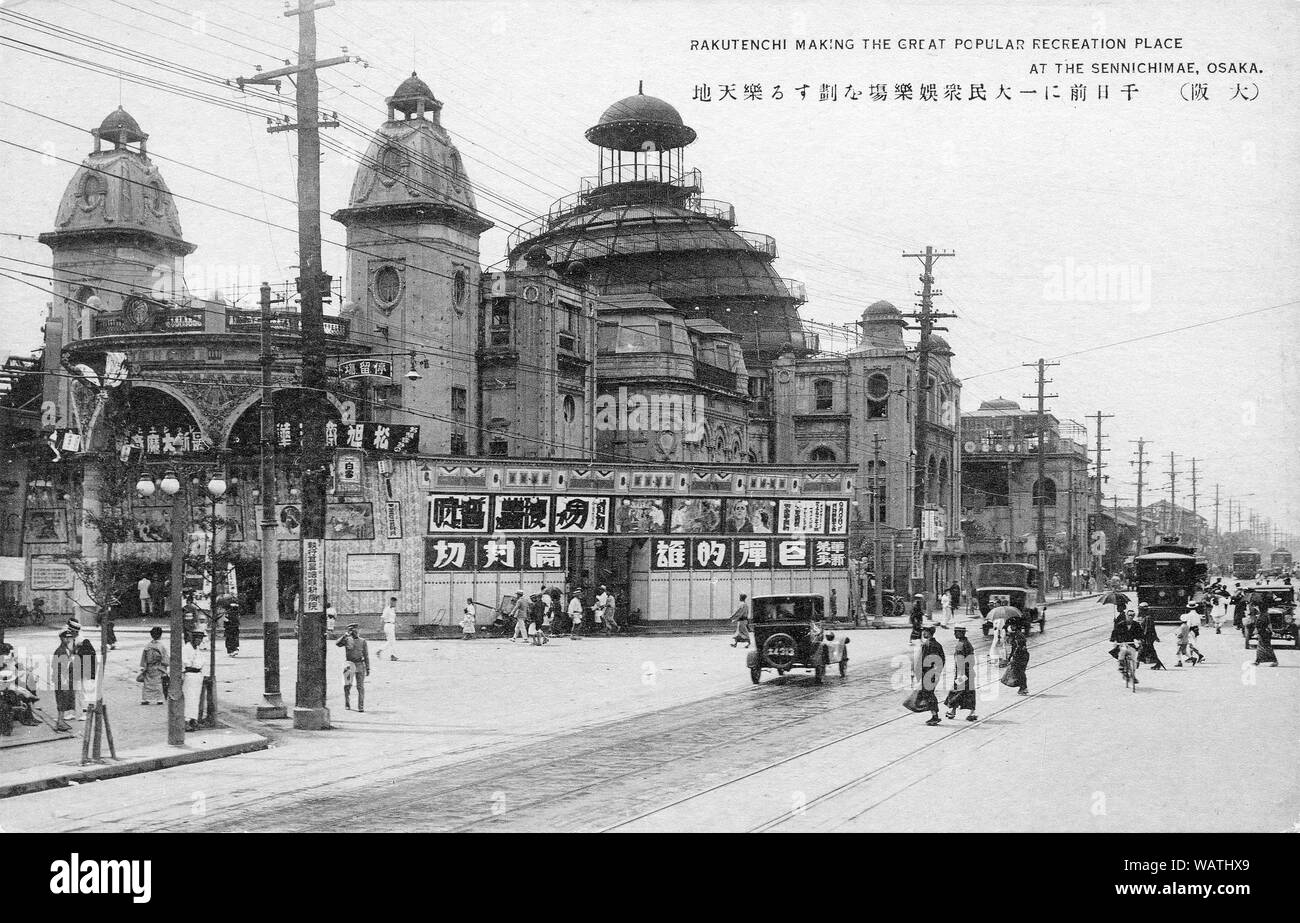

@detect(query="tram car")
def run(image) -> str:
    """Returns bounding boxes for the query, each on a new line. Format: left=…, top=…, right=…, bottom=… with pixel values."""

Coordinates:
left=1232, top=548, right=1261, bottom=581
left=1135, top=536, right=1208, bottom=623
left=745, top=593, right=849, bottom=685
left=1267, top=548, right=1292, bottom=579
left=973, top=562, right=1045, bottom=634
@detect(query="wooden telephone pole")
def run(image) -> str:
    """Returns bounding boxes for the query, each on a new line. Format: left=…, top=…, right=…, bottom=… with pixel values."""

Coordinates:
left=1130, top=438, right=1151, bottom=552
left=1089, top=411, right=1113, bottom=589
left=1023, top=359, right=1058, bottom=602
left=235, top=0, right=352, bottom=730
left=901, top=246, right=955, bottom=608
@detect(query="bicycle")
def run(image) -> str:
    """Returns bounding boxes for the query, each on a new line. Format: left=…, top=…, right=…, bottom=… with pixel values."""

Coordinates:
left=1116, top=642, right=1140, bottom=692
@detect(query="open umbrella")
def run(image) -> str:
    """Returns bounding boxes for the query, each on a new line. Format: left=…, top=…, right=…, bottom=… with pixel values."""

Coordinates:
left=988, top=605, right=1021, bottom=623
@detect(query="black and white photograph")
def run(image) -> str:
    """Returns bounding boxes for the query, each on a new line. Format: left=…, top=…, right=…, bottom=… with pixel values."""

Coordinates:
left=0, top=0, right=1294, bottom=893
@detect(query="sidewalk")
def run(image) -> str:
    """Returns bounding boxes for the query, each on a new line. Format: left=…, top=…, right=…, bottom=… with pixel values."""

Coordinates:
left=0, top=629, right=267, bottom=798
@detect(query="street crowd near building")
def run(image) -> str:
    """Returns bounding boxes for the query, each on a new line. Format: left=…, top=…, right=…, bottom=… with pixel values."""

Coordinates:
left=0, top=76, right=1294, bottom=743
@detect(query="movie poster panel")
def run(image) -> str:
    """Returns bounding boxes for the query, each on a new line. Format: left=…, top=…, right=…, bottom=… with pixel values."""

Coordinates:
left=721, top=498, right=776, bottom=534
left=776, top=499, right=826, bottom=535
left=491, top=495, right=552, bottom=532
left=612, top=497, right=666, bottom=534
left=325, top=502, right=375, bottom=541
left=824, top=500, right=849, bottom=536
left=669, top=497, right=723, bottom=534
left=427, top=494, right=491, bottom=533
left=552, top=495, right=611, bottom=533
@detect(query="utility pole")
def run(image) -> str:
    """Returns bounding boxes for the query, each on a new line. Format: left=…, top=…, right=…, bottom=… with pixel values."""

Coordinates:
left=1188, top=457, right=1200, bottom=548
left=901, top=245, right=955, bottom=608
left=871, top=433, right=885, bottom=624
left=1089, top=411, right=1113, bottom=590
left=1164, top=451, right=1179, bottom=537
left=1023, top=358, right=1059, bottom=603
left=235, top=0, right=351, bottom=730
left=1212, top=483, right=1221, bottom=570
left=1130, top=438, right=1150, bottom=552
left=257, top=282, right=286, bottom=720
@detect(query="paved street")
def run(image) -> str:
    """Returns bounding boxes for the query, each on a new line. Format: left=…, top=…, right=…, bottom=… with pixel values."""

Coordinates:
left=3, top=597, right=1294, bottom=832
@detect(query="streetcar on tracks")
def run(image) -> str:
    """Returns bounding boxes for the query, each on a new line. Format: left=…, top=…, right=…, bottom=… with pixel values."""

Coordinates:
left=1232, top=548, right=1262, bottom=581
left=1267, top=548, right=1292, bottom=579
left=973, top=562, right=1045, bottom=634
left=1135, top=536, right=1208, bottom=623
left=745, top=593, right=849, bottom=685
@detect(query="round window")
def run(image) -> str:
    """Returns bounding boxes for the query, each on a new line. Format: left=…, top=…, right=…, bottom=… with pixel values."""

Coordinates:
left=867, top=373, right=890, bottom=399
left=78, top=174, right=106, bottom=211
left=453, top=269, right=468, bottom=310
left=374, top=265, right=402, bottom=307
left=562, top=395, right=576, bottom=424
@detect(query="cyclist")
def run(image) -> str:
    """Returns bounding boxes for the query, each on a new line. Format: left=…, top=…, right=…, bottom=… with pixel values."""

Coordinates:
left=1110, top=608, right=1144, bottom=689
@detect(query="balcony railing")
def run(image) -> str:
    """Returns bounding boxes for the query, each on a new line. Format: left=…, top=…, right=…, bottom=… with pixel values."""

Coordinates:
left=694, top=359, right=741, bottom=393
left=782, top=278, right=807, bottom=302
left=734, top=230, right=778, bottom=259
left=225, top=310, right=350, bottom=339
left=90, top=308, right=207, bottom=337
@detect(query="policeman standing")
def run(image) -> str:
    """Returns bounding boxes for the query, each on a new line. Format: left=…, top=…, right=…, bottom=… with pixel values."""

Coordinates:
left=336, top=623, right=370, bottom=711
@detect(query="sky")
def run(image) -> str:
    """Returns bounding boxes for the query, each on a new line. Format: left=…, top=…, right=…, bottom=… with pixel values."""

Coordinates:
left=1, top=0, right=1297, bottom=537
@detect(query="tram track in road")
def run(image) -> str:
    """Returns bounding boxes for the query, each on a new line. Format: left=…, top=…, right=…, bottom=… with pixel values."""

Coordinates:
left=151, top=599, right=1111, bottom=832
left=599, top=612, right=1113, bottom=832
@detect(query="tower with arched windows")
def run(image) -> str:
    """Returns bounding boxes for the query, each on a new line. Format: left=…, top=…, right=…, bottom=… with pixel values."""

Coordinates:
left=333, top=73, right=492, bottom=453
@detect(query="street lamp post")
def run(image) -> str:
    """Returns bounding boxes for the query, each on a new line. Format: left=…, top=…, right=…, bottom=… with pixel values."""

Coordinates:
left=204, top=473, right=227, bottom=727
left=136, top=465, right=227, bottom=745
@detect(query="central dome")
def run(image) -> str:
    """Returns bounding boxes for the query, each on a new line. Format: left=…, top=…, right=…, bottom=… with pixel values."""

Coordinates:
left=585, top=88, right=697, bottom=151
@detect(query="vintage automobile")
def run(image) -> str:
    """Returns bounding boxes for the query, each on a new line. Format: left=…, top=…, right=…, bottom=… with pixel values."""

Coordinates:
left=974, top=562, right=1045, bottom=634
left=745, top=593, right=849, bottom=685
left=1252, top=583, right=1298, bottom=649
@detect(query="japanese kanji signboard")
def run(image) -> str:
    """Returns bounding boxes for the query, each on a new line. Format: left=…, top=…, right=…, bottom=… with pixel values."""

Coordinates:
left=272, top=421, right=420, bottom=454
left=649, top=538, right=848, bottom=570
left=423, top=537, right=566, bottom=572
left=338, top=359, right=394, bottom=381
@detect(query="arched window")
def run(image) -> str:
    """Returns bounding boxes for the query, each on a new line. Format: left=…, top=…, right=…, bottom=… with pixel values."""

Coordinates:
left=926, top=455, right=938, bottom=505
left=938, top=457, right=950, bottom=511
left=814, top=378, right=834, bottom=412
left=1033, top=478, right=1058, bottom=507
left=867, top=373, right=889, bottom=419
left=809, top=446, right=836, bottom=463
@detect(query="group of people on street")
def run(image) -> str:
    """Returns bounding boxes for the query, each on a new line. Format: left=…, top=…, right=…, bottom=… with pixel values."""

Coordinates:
left=488, top=585, right=621, bottom=644
left=906, top=618, right=1028, bottom=726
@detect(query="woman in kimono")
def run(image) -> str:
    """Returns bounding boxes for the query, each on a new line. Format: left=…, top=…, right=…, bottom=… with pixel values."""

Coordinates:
left=914, top=627, right=946, bottom=726
left=944, top=625, right=978, bottom=721
left=1254, top=617, right=1278, bottom=667
left=1000, top=624, right=1030, bottom=695
left=1137, top=611, right=1167, bottom=670
left=52, top=630, right=78, bottom=731
left=138, top=626, right=168, bottom=705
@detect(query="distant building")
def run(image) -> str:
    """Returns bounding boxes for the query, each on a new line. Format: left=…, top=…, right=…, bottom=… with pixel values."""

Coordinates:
left=960, top=398, right=1090, bottom=586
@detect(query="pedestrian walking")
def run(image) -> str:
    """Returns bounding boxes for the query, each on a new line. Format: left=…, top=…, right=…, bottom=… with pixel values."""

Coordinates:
left=948, top=581, right=962, bottom=610
left=944, top=625, right=978, bottom=721
left=377, top=596, right=399, bottom=661
left=508, top=592, right=527, bottom=642
left=908, top=594, right=925, bottom=641
left=138, top=575, right=153, bottom=617
left=729, top=594, right=751, bottom=648
left=1174, top=617, right=1203, bottom=667
left=1000, top=623, right=1030, bottom=695
left=325, top=599, right=338, bottom=638
left=223, top=601, right=241, bottom=656
left=596, top=585, right=618, bottom=633
left=1231, top=585, right=1247, bottom=632
left=1254, top=618, right=1278, bottom=667
left=909, top=626, right=946, bottom=725
left=65, top=619, right=95, bottom=717
left=461, top=598, right=478, bottom=640
left=940, top=590, right=953, bottom=628
left=530, top=590, right=548, bottom=645
left=336, top=623, right=369, bottom=711
left=182, top=629, right=207, bottom=731
left=52, top=629, right=78, bottom=731
left=137, top=626, right=168, bottom=705
left=568, top=592, right=584, bottom=640
left=1137, top=610, right=1167, bottom=670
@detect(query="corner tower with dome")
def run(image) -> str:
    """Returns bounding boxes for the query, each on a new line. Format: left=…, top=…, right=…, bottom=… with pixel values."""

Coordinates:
left=333, top=73, right=492, bottom=453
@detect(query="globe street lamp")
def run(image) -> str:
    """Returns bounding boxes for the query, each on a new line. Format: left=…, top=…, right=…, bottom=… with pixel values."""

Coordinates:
left=137, top=468, right=186, bottom=746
